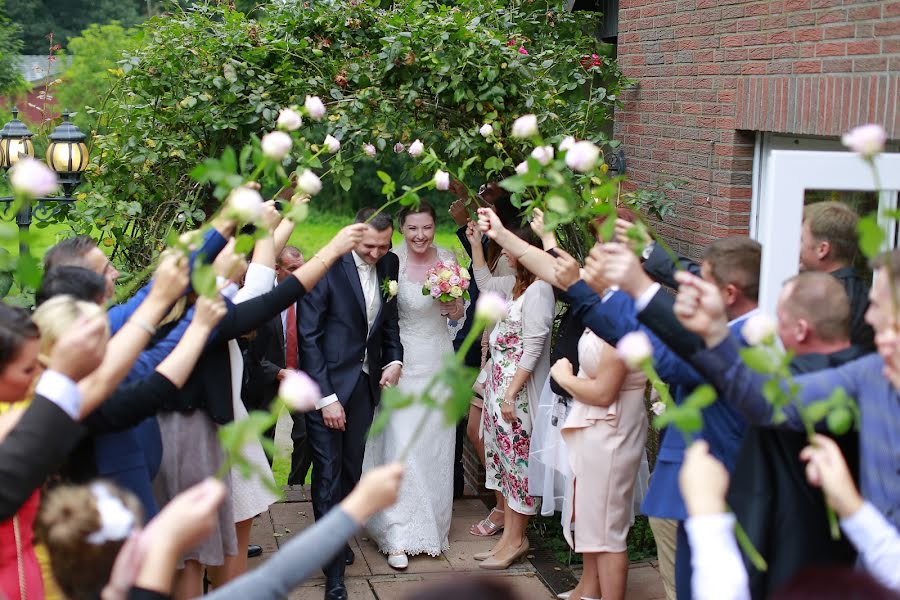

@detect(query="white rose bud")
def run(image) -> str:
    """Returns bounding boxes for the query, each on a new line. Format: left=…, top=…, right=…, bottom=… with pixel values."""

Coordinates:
left=393, top=142, right=406, bottom=153
left=408, top=139, right=425, bottom=158
left=559, top=136, right=576, bottom=152
left=279, top=370, right=321, bottom=413
left=530, top=145, right=554, bottom=166
left=616, top=331, right=653, bottom=369
left=304, top=95, right=326, bottom=121
left=564, top=140, right=601, bottom=173
left=276, top=107, right=302, bottom=131
left=515, top=161, right=529, bottom=175
left=475, top=291, right=508, bottom=322
left=841, top=123, right=887, bottom=159
left=363, top=143, right=377, bottom=157
left=651, top=401, right=667, bottom=416
left=323, top=134, right=341, bottom=154
left=260, top=131, right=292, bottom=161
left=511, top=114, right=538, bottom=139
left=479, top=123, right=494, bottom=138
left=296, top=169, right=322, bottom=196
left=433, top=169, right=450, bottom=191
left=388, top=280, right=399, bottom=297
left=741, top=313, right=777, bottom=346
left=226, top=185, right=264, bottom=222
left=9, top=157, right=59, bottom=198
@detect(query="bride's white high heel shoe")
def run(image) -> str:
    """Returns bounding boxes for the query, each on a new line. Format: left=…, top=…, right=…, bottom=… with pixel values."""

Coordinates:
left=387, top=552, right=408, bottom=570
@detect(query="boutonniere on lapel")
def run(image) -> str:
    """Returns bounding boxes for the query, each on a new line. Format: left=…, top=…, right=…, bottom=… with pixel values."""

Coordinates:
left=381, top=277, right=398, bottom=301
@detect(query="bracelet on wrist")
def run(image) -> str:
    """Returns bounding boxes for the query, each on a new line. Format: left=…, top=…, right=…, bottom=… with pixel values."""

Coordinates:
left=129, top=316, right=157, bottom=336
left=312, top=253, right=330, bottom=269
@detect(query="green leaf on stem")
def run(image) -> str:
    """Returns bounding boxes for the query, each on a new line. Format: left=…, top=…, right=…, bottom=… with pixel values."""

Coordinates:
left=15, top=252, right=42, bottom=290
left=684, top=384, right=717, bottom=409
left=191, top=262, right=218, bottom=298
left=739, top=346, right=780, bottom=374
left=857, top=213, right=884, bottom=259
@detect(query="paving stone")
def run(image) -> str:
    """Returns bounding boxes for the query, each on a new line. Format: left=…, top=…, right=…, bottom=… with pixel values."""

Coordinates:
left=289, top=578, right=375, bottom=600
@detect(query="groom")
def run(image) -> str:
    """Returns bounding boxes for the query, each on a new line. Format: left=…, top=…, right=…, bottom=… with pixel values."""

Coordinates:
left=299, top=207, right=403, bottom=600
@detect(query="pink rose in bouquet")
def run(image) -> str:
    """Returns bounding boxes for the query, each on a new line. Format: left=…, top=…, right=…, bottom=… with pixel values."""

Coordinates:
left=421, top=260, right=472, bottom=302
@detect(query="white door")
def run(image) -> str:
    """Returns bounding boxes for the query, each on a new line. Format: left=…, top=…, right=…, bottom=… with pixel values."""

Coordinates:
left=753, top=144, right=900, bottom=316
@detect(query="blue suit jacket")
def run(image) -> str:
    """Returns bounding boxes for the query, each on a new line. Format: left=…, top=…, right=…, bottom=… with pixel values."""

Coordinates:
left=93, top=228, right=227, bottom=517
left=298, top=252, right=403, bottom=405
left=564, top=281, right=748, bottom=520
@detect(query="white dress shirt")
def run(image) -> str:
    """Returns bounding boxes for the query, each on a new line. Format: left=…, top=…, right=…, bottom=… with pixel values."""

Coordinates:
left=34, top=370, right=82, bottom=419
left=841, top=501, right=900, bottom=591
left=685, top=513, right=751, bottom=600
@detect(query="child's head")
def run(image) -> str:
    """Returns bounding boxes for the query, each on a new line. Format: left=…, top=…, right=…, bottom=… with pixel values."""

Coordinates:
left=31, top=294, right=109, bottom=366
left=36, top=481, right=143, bottom=600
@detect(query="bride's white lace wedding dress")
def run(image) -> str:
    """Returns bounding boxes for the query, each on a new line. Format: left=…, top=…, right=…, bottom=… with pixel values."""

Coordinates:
left=362, top=242, right=460, bottom=557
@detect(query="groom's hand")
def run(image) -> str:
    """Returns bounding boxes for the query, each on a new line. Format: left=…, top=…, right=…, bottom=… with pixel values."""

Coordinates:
left=321, top=402, right=346, bottom=431
left=380, top=364, right=402, bottom=389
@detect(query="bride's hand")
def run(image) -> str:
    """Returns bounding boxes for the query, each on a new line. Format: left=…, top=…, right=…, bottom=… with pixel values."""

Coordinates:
left=439, top=298, right=464, bottom=320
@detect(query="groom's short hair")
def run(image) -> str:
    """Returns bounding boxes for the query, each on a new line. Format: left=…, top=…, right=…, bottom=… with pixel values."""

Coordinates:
left=355, top=208, right=393, bottom=232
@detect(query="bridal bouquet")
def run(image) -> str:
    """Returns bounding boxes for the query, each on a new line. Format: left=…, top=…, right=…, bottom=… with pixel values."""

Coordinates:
left=422, top=261, right=471, bottom=302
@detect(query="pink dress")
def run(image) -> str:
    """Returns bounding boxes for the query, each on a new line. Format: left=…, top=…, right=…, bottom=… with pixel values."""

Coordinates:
left=561, top=330, right=648, bottom=553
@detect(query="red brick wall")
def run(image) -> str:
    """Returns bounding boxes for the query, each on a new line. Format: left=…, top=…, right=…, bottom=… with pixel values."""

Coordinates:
left=615, top=0, right=900, bottom=258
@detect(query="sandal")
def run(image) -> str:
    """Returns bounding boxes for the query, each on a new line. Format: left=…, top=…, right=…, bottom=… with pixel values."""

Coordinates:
left=469, top=508, right=504, bottom=536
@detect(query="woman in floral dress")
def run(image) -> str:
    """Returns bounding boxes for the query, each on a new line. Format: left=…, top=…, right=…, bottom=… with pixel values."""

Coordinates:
left=466, top=223, right=555, bottom=570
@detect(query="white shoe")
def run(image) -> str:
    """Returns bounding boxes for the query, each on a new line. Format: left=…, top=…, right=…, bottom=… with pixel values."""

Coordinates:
left=556, top=591, right=572, bottom=600
left=387, top=552, right=408, bottom=570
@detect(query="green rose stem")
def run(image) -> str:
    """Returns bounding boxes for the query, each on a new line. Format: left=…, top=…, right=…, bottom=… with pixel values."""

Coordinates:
left=395, top=316, right=488, bottom=462
left=864, top=159, right=899, bottom=323
left=639, top=358, right=769, bottom=572
left=365, top=179, right=434, bottom=224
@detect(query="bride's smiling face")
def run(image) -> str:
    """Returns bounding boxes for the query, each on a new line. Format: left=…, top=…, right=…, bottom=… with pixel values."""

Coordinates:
left=402, top=212, right=436, bottom=255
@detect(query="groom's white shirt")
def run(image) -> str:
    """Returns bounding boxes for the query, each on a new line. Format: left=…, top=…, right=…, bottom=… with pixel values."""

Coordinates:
left=315, top=251, right=402, bottom=410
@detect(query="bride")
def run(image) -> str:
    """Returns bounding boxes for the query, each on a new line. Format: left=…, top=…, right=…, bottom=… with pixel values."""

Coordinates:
left=362, top=201, right=465, bottom=570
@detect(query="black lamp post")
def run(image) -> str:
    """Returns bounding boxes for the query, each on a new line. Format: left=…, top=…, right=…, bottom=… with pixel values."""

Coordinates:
left=0, top=107, right=89, bottom=254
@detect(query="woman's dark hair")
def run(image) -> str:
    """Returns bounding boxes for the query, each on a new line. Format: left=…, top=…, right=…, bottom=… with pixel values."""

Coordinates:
left=771, top=566, right=900, bottom=600
left=511, top=227, right=539, bottom=299
left=397, top=201, right=437, bottom=227
left=0, top=303, right=39, bottom=372
left=405, top=577, right=522, bottom=600
left=36, top=266, right=107, bottom=306
left=485, top=190, right=520, bottom=270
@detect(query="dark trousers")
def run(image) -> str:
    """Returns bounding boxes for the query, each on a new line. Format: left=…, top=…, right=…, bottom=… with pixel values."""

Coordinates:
left=288, top=413, right=312, bottom=485
left=675, top=520, right=691, bottom=600
left=305, top=372, right=375, bottom=581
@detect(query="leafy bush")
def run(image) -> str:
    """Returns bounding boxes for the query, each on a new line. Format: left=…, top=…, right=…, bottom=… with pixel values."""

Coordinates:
left=70, top=0, right=625, bottom=273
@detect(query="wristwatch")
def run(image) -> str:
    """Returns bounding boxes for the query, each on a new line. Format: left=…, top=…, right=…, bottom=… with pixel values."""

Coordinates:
left=641, top=241, right=656, bottom=262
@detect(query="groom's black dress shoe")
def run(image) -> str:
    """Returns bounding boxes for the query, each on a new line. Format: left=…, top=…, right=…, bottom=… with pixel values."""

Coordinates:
left=247, top=544, right=263, bottom=558
left=324, top=578, right=348, bottom=600
left=344, top=545, right=355, bottom=565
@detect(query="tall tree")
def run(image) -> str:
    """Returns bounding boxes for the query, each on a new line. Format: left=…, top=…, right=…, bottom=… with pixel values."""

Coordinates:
left=7, top=0, right=143, bottom=54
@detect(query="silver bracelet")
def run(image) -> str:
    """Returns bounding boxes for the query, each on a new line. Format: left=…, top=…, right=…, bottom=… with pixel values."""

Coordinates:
left=129, top=316, right=157, bottom=336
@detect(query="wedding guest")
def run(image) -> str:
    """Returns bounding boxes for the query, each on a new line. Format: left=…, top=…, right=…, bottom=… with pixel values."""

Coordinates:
left=679, top=440, right=900, bottom=600
left=102, top=465, right=404, bottom=600
left=598, top=242, right=864, bottom=596
left=800, top=201, right=874, bottom=351
left=467, top=219, right=554, bottom=570
left=36, top=266, right=107, bottom=306
left=449, top=181, right=519, bottom=537
left=153, top=221, right=366, bottom=599
left=669, top=250, right=900, bottom=547
left=551, top=325, right=649, bottom=600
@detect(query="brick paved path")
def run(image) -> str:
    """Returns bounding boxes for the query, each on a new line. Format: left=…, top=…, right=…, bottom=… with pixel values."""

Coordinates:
left=246, top=486, right=666, bottom=599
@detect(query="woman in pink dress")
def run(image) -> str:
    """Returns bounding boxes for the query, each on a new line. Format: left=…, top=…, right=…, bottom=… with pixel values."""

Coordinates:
left=551, top=329, right=648, bottom=600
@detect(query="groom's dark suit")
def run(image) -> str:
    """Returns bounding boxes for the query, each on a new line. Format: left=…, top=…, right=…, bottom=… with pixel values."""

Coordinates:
left=299, top=250, right=402, bottom=582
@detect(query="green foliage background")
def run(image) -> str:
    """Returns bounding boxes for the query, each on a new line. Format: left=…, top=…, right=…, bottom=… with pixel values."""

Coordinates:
left=61, top=0, right=624, bottom=274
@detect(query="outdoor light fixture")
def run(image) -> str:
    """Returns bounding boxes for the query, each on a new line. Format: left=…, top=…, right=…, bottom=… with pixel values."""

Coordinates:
left=0, top=107, right=90, bottom=254
left=0, top=107, right=35, bottom=169
left=45, top=111, right=89, bottom=197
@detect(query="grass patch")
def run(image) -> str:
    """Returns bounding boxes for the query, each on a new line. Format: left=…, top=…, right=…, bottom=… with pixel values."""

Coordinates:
left=529, top=513, right=657, bottom=565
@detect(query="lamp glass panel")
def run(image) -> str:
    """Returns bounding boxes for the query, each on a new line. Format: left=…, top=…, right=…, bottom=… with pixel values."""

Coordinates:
left=3, top=138, right=35, bottom=167
left=47, top=142, right=88, bottom=173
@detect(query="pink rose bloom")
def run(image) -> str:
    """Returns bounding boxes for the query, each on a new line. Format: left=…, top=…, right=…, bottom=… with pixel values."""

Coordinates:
left=498, top=435, right=513, bottom=455
left=460, top=279, right=470, bottom=290
left=435, top=261, right=445, bottom=270
left=430, top=286, right=441, bottom=298
left=518, top=46, right=528, bottom=55
left=449, top=275, right=461, bottom=286
left=428, top=273, right=439, bottom=285
left=439, top=281, right=451, bottom=293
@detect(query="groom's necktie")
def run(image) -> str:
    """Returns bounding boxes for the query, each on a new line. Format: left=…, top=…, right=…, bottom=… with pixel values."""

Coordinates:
left=285, top=303, right=298, bottom=370
left=357, top=262, right=378, bottom=331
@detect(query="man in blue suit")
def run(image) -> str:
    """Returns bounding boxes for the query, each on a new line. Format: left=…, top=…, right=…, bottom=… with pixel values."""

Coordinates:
left=299, top=208, right=403, bottom=600
left=565, top=236, right=761, bottom=600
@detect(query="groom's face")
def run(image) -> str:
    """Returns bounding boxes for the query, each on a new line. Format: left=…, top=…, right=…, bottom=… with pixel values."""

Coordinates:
left=355, top=225, right=393, bottom=265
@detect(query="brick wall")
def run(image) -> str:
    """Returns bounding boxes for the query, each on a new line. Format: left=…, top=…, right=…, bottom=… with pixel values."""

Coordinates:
left=615, top=0, right=900, bottom=258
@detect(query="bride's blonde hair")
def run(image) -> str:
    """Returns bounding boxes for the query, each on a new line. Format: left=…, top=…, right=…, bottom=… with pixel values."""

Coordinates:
left=35, top=481, right=143, bottom=599
left=31, top=295, right=108, bottom=365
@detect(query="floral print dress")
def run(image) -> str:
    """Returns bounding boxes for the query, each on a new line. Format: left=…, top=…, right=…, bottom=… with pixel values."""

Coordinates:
left=482, top=293, right=536, bottom=515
